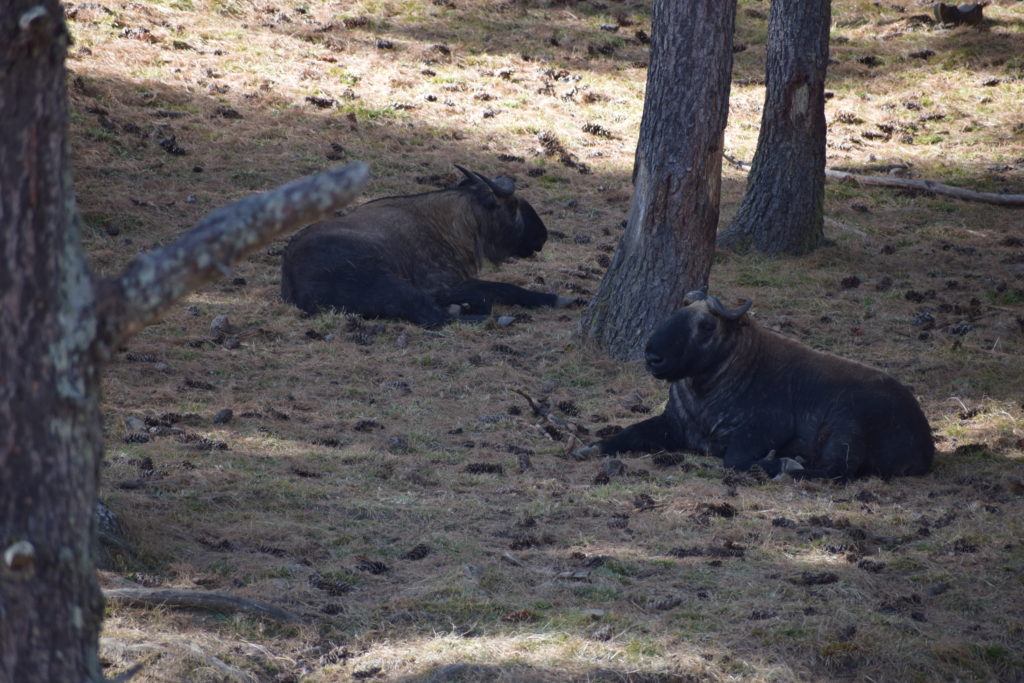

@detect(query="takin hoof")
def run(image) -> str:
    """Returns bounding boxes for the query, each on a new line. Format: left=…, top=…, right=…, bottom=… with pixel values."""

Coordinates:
left=555, top=295, right=586, bottom=308
left=933, top=2, right=986, bottom=26
left=572, top=444, right=600, bottom=461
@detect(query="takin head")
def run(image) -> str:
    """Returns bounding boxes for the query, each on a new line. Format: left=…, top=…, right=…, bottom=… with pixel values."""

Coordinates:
left=451, top=164, right=548, bottom=263
left=644, top=291, right=753, bottom=381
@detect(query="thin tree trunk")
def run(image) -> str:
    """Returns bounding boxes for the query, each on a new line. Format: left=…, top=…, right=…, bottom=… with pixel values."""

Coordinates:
left=717, top=0, right=831, bottom=255
left=0, top=3, right=368, bottom=678
left=578, top=0, right=737, bottom=360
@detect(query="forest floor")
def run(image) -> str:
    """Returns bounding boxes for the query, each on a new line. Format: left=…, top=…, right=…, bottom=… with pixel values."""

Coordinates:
left=66, top=0, right=1024, bottom=680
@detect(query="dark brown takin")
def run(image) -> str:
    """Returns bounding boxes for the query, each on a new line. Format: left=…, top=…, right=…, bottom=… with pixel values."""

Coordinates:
left=280, top=165, right=574, bottom=327
left=576, top=291, right=934, bottom=481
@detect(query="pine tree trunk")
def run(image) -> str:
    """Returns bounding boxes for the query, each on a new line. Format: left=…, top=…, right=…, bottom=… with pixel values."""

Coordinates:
left=0, top=1, right=106, bottom=680
left=578, top=0, right=737, bottom=360
left=717, top=0, right=831, bottom=255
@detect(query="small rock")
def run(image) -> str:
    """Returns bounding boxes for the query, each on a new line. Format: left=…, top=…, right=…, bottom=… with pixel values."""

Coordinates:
left=124, top=416, right=147, bottom=433
left=224, top=337, right=241, bottom=350
left=212, top=409, right=233, bottom=424
left=211, top=315, right=231, bottom=336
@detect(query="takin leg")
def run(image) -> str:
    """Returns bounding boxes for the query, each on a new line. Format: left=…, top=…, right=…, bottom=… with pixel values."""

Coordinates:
left=443, top=279, right=578, bottom=310
left=757, top=430, right=868, bottom=482
left=434, top=284, right=494, bottom=316
left=574, top=414, right=684, bottom=460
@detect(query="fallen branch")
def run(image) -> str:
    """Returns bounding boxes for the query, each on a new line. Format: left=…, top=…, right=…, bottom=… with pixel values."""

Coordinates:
left=103, top=588, right=303, bottom=623
left=825, top=168, right=1024, bottom=207
left=725, top=153, right=1024, bottom=207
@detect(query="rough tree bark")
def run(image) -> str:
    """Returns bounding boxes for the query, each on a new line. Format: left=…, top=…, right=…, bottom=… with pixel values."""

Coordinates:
left=578, top=0, right=738, bottom=360
left=716, top=0, right=831, bottom=254
left=0, top=2, right=368, bottom=679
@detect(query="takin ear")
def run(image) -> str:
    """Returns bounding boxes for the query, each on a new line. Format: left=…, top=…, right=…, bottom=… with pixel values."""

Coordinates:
left=474, top=172, right=515, bottom=199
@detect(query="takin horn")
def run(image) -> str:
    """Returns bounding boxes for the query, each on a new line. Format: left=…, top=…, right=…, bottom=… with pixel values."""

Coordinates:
left=706, top=295, right=753, bottom=321
left=454, top=164, right=479, bottom=184
left=683, top=289, right=708, bottom=305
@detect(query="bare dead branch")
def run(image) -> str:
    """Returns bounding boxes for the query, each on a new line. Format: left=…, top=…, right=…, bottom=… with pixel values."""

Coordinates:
left=99, top=162, right=369, bottom=348
left=103, top=588, right=303, bottom=623
left=824, top=168, right=1024, bottom=207
left=726, top=153, right=1024, bottom=207
left=511, top=388, right=587, bottom=457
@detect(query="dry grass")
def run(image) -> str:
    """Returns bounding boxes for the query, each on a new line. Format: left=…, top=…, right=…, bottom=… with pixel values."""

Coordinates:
left=63, top=0, right=1024, bottom=680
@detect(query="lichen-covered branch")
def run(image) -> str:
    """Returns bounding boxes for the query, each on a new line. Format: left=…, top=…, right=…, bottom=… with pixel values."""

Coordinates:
left=98, top=162, right=369, bottom=350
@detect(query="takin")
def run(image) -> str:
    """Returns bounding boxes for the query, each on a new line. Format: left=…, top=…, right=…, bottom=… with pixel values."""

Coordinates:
left=280, top=165, right=574, bottom=327
left=576, top=291, right=934, bottom=481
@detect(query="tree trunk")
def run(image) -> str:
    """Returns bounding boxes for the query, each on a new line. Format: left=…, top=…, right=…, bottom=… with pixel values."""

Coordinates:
left=0, top=2, right=368, bottom=677
left=578, top=0, right=737, bottom=360
left=717, top=0, right=831, bottom=255
left=0, top=2, right=106, bottom=679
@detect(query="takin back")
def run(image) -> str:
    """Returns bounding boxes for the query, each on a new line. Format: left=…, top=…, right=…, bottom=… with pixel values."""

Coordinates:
left=280, top=165, right=574, bottom=327
left=578, top=292, right=934, bottom=481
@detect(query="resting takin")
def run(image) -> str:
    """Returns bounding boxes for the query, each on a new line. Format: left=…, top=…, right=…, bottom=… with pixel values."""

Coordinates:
left=579, top=292, right=934, bottom=481
left=281, top=165, right=573, bottom=327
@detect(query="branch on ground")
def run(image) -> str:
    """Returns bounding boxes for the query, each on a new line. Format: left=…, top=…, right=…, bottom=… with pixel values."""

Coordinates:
left=98, top=162, right=369, bottom=349
left=512, top=388, right=588, bottom=456
left=724, top=154, right=1024, bottom=208
left=103, top=588, right=303, bottom=623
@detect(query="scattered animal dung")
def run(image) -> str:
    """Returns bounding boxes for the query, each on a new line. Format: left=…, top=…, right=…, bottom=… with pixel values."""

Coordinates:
left=792, top=571, right=839, bottom=586
left=402, top=544, right=431, bottom=561
left=464, top=462, right=503, bottom=475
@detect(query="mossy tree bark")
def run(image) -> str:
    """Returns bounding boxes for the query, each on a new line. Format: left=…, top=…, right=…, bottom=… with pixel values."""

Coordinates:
left=717, top=0, right=831, bottom=255
left=578, top=0, right=737, bottom=360
left=0, top=3, right=367, bottom=678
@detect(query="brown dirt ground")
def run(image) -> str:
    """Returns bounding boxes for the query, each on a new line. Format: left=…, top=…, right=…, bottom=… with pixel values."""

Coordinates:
left=64, top=0, right=1024, bottom=680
